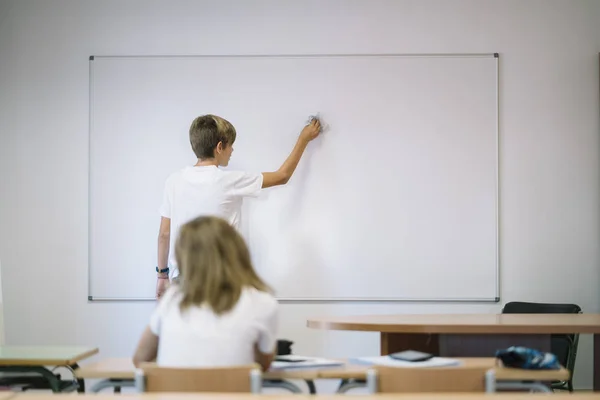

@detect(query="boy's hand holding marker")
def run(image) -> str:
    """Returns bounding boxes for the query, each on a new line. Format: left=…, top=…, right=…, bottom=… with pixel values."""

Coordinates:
left=301, top=117, right=322, bottom=142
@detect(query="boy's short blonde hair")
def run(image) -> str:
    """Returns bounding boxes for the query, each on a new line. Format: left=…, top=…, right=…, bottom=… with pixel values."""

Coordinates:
left=189, top=115, right=237, bottom=159
left=175, top=216, right=271, bottom=314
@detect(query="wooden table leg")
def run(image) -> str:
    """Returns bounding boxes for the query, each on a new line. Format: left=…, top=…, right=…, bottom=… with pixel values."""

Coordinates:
left=594, top=334, right=600, bottom=391
left=380, top=333, right=440, bottom=355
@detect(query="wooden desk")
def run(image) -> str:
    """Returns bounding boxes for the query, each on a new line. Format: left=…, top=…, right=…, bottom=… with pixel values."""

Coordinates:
left=0, top=346, right=98, bottom=393
left=0, top=346, right=98, bottom=366
left=75, top=358, right=323, bottom=381
left=317, top=357, right=568, bottom=382
left=75, top=356, right=569, bottom=394
left=307, top=314, right=600, bottom=390
left=9, top=393, right=600, bottom=400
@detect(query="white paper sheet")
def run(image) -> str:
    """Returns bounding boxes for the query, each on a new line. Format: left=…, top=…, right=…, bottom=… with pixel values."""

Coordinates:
left=351, top=356, right=462, bottom=368
left=270, top=355, right=345, bottom=370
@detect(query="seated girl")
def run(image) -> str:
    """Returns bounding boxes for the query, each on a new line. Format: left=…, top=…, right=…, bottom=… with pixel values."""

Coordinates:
left=133, top=216, right=278, bottom=370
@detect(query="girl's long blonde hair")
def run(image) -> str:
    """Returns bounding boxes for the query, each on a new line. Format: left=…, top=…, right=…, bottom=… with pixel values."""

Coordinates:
left=175, top=216, right=271, bottom=314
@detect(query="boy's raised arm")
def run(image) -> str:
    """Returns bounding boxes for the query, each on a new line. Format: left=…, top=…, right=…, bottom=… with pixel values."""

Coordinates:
left=262, top=119, right=321, bottom=188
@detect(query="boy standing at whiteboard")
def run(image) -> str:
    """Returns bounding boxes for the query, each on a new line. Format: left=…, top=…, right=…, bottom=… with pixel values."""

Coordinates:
left=156, top=115, right=321, bottom=298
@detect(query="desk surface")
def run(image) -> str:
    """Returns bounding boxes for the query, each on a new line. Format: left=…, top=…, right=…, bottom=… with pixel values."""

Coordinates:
left=0, top=346, right=99, bottom=366
left=307, top=314, right=600, bottom=334
left=9, top=394, right=600, bottom=400
left=318, top=357, right=569, bottom=381
left=74, top=357, right=569, bottom=382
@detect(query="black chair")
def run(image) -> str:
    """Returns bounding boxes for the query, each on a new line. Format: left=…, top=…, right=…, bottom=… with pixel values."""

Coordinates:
left=277, top=339, right=293, bottom=356
left=501, top=301, right=581, bottom=392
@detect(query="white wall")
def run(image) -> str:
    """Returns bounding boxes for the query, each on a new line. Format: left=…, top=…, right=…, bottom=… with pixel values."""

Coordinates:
left=0, top=0, right=599, bottom=391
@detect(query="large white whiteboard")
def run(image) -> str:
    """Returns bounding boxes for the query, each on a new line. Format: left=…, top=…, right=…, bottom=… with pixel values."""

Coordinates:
left=89, top=54, right=499, bottom=301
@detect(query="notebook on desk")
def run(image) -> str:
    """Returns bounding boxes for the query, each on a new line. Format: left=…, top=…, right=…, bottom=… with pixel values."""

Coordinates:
left=351, top=355, right=462, bottom=368
left=270, top=355, right=345, bottom=370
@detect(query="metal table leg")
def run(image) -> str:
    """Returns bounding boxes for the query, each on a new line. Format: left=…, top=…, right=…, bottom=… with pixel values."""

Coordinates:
left=262, top=379, right=303, bottom=393
left=337, top=378, right=367, bottom=393
left=90, top=379, right=135, bottom=393
left=496, top=381, right=552, bottom=393
left=305, top=379, right=317, bottom=394
left=67, top=363, right=85, bottom=393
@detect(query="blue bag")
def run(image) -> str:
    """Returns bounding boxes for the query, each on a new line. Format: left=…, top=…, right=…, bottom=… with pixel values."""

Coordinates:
left=495, top=346, right=560, bottom=370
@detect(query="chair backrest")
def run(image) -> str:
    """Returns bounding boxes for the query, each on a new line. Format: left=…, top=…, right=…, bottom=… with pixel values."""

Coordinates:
left=502, top=301, right=581, bottom=315
left=135, top=364, right=262, bottom=393
left=366, top=366, right=495, bottom=393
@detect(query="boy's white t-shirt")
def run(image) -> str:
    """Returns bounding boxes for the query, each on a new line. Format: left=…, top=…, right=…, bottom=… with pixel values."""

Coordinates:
left=159, top=166, right=263, bottom=279
left=150, top=286, right=278, bottom=367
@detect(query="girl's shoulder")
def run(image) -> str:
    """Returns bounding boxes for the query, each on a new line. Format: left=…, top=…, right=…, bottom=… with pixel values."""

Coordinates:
left=241, top=287, right=278, bottom=310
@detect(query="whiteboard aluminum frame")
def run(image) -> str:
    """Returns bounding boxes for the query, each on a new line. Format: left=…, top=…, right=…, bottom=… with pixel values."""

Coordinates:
left=88, top=53, right=500, bottom=303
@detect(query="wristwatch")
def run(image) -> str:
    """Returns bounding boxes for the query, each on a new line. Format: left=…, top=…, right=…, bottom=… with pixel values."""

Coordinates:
left=156, top=266, right=169, bottom=274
